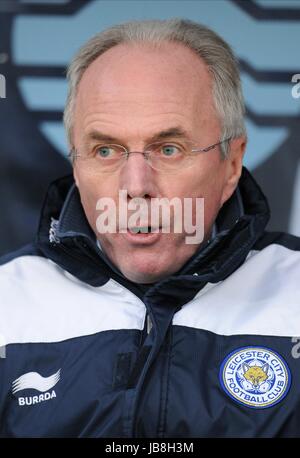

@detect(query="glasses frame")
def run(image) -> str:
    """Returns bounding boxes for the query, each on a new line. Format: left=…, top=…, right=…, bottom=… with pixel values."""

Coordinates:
left=69, top=136, right=232, bottom=172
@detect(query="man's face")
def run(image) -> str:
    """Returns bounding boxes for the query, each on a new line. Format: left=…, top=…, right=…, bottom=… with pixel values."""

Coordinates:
left=73, top=41, right=245, bottom=283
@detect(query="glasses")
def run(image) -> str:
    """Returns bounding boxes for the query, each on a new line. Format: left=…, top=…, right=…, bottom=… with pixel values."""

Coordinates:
left=69, top=137, right=231, bottom=173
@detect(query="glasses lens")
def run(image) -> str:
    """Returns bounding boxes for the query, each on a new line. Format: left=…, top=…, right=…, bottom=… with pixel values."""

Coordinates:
left=148, top=142, right=191, bottom=171
left=88, top=144, right=126, bottom=172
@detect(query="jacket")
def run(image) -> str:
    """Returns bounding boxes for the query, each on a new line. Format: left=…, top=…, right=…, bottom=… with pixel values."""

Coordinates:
left=0, top=166, right=300, bottom=438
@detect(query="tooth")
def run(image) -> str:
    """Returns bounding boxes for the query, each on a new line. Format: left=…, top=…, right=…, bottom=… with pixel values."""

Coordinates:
left=129, top=226, right=150, bottom=233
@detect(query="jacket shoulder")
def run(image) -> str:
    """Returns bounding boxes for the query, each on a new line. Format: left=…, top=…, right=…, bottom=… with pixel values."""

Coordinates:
left=0, top=243, right=44, bottom=267
left=253, top=231, right=300, bottom=252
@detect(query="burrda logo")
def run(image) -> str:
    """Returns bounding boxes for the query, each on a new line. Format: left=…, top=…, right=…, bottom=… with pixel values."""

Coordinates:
left=12, top=369, right=61, bottom=406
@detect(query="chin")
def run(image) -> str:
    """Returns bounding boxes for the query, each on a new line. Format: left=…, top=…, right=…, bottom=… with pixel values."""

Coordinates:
left=120, top=261, right=169, bottom=284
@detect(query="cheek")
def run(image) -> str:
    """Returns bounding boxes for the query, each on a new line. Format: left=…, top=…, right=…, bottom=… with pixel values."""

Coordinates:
left=166, top=160, right=225, bottom=203
left=170, top=162, right=225, bottom=230
left=75, top=169, right=119, bottom=231
left=78, top=185, right=99, bottom=231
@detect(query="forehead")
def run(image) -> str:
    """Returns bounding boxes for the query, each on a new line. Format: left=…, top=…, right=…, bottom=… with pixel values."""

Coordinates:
left=74, top=41, right=218, bottom=139
left=78, top=41, right=212, bottom=101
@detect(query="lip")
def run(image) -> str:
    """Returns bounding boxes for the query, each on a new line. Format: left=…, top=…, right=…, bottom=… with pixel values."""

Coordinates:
left=121, top=228, right=162, bottom=245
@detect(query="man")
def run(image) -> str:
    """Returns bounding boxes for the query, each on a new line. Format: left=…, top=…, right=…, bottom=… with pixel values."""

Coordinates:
left=0, top=18, right=299, bottom=438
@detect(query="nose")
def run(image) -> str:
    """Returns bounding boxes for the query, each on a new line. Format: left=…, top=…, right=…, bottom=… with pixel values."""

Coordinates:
left=120, top=151, right=157, bottom=198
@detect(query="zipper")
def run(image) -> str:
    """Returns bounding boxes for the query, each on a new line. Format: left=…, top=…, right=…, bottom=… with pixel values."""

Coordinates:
left=139, top=313, right=153, bottom=347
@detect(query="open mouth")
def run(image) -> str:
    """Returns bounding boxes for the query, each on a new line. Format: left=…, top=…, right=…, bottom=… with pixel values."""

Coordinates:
left=121, top=225, right=163, bottom=244
left=128, top=226, right=158, bottom=234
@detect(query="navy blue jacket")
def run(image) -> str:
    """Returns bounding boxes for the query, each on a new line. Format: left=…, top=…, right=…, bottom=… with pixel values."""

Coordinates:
left=1, top=166, right=300, bottom=437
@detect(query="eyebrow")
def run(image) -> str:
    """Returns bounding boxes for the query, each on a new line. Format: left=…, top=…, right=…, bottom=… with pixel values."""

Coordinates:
left=83, top=127, right=190, bottom=145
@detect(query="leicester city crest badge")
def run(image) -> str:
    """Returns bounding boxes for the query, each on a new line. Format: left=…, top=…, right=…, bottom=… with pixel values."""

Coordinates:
left=219, top=346, right=291, bottom=409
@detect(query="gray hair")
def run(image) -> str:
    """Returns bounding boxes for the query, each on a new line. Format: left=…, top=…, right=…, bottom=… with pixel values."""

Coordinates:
left=64, top=18, right=247, bottom=158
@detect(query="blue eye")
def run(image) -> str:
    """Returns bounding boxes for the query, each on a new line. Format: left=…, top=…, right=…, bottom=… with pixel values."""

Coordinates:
left=97, top=146, right=114, bottom=158
left=161, top=145, right=179, bottom=156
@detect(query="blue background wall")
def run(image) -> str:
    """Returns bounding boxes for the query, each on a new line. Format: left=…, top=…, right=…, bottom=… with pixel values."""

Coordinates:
left=0, top=0, right=299, bottom=255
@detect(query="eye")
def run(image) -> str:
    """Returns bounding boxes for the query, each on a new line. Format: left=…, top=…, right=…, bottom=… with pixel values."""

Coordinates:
left=95, top=145, right=116, bottom=158
left=161, top=144, right=181, bottom=157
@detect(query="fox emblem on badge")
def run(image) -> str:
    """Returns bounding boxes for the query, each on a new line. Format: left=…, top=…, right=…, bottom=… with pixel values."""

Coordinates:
left=242, top=363, right=269, bottom=390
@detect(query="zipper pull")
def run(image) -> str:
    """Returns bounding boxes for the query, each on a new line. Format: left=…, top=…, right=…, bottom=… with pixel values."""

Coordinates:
left=147, top=314, right=152, bottom=334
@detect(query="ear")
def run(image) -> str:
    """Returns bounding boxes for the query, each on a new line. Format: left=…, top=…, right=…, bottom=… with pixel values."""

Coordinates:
left=73, top=162, right=79, bottom=187
left=220, top=136, right=247, bottom=207
left=242, top=363, right=250, bottom=374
